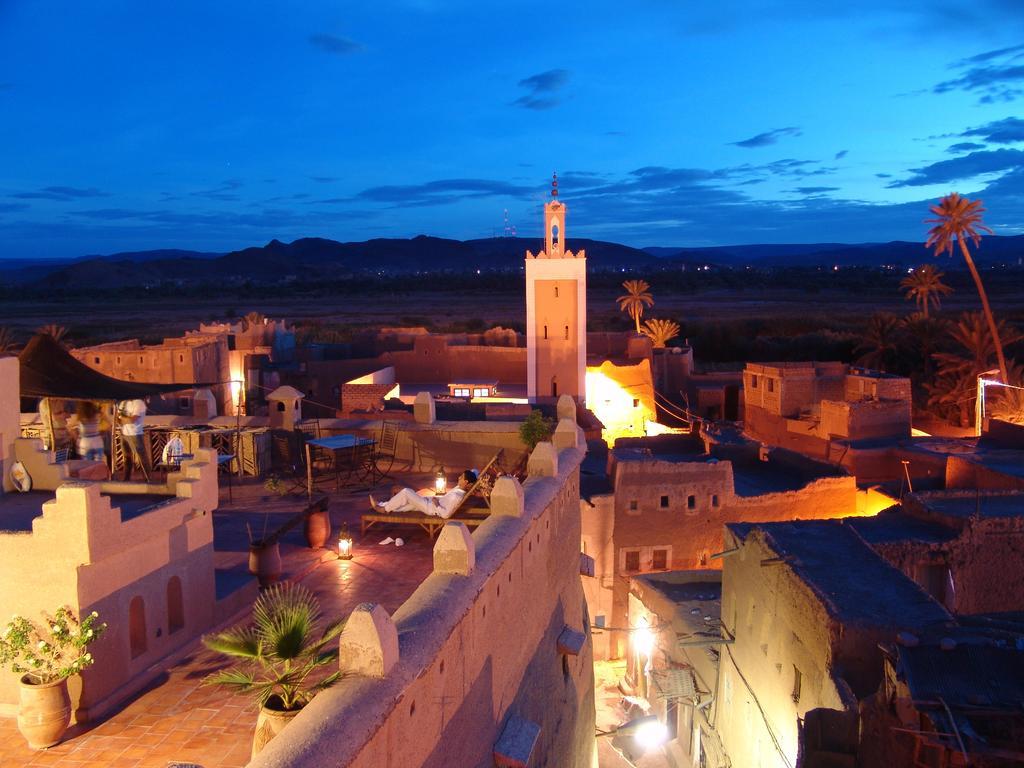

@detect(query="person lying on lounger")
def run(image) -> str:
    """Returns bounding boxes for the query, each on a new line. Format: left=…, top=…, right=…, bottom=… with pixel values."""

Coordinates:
left=369, top=469, right=478, bottom=520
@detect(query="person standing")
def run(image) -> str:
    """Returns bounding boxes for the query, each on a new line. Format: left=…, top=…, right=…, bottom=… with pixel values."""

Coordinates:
left=118, top=397, right=150, bottom=481
left=72, top=401, right=105, bottom=462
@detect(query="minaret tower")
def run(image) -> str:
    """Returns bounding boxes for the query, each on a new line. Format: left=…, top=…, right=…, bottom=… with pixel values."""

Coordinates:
left=526, top=173, right=587, bottom=402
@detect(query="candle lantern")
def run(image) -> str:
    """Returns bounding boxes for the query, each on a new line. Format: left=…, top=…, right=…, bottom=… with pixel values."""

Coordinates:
left=338, top=524, right=354, bottom=560
left=435, top=468, right=448, bottom=496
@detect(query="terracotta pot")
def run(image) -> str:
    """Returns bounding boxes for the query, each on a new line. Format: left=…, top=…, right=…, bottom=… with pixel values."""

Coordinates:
left=248, top=541, right=282, bottom=588
left=303, top=508, right=331, bottom=549
left=17, top=675, right=71, bottom=750
left=251, top=696, right=300, bottom=759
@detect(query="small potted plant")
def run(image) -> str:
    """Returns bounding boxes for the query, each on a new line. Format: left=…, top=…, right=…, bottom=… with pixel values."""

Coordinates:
left=0, top=608, right=107, bottom=749
left=202, top=582, right=346, bottom=758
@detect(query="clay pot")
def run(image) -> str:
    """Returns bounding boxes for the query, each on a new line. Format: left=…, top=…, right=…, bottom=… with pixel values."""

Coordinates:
left=303, top=508, right=331, bottom=549
left=17, top=675, right=71, bottom=750
left=248, top=541, right=282, bottom=588
left=251, top=696, right=300, bottom=759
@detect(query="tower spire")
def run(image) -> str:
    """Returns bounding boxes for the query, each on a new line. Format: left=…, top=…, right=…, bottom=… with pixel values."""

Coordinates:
left=551, top=172, right=558, bottom=198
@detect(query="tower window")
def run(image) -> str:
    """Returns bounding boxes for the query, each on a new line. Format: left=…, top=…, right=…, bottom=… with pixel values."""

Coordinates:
left=554, top=286, right=559, bottom=298
left=564, top=325, right=569, bottom=340
left=687, top=495, right=696, bottom=510
left=660, top=495, right=669, bottom=508
left=543, top=325, right=548, bottom=340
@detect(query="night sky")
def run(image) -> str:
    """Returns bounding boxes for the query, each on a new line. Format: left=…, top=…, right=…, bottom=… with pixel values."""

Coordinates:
left=2, top=1, right=1024, bottom=259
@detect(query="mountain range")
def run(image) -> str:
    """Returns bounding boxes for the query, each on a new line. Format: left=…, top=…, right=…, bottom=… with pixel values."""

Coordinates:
left=3, top=234, right=1024, bottom=289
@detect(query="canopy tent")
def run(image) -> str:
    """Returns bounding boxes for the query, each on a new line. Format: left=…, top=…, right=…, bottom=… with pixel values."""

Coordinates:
left=18, top=333, right=204, bottom=402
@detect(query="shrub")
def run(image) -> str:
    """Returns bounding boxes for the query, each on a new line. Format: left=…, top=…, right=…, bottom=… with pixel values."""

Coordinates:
left=0, top=608, right=107, bottom=684
left=519, top=409, right=554, bottom=450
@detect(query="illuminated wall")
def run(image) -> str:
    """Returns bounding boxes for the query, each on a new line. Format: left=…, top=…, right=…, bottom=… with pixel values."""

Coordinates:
left=585, top=359, right=657, bottom=445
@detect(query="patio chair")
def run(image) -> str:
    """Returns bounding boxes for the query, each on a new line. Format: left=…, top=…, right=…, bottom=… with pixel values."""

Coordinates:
left=370, top=421, right=401, bottom=482
left=269, top=430, right=309, bottom=494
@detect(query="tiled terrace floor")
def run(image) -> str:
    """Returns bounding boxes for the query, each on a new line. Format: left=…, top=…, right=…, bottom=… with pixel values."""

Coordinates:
left=0, top=473, right=438, bottom=768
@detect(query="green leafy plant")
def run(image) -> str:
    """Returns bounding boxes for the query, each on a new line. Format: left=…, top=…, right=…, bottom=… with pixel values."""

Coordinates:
left=263, top=474, right=287, bottom=497
left=202, top=583, right=345, bottom=711
left=519, top=409, right=554, bottom=450
left=0, top=608, right=107, bottom=684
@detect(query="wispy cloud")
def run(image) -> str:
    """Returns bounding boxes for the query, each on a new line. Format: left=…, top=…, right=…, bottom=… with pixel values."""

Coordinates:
left=934, top=44, right=1024, bottom=103
left=730, top=127, right=801, bottom=148
left=960, top=116, right=1024, bottom=144
left=310, top=176, right=339, bottom=183
left=792, top=186, right=839, bottom=195
left=948, top=141, right=987, bottom=153
left=888, top=148, right=1024, bottom=187
left=9, top=186, right=108, bottom=201
left=512, top=69, right=570, bottom=110
left=355, top=178, right=536, bottom=207
left=309, top=33, right=363, bottom=55
left=189, top=179, right=243, bottom=201
left=834, top=150, right=848, bottom=160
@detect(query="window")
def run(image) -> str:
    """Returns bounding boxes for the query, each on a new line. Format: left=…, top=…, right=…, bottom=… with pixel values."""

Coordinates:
left=792, top=666, right=802, bottom=703
left=543, top=325, right=548, bottom=340
left=660, top=495, right=669, bottom=508
left=179, top=354, right=184, bottom=363
left=712, top=494, right=719, bottom=508
left=454, top=388, right=470, bottom=398
left=633, top=398, right=639, bottom=408
left=139, top=356, right=144, bottom=364
left=629, top=499, right=638, bottom=511
left=751, top=375, right=758, bottom=389
left=652, top=549, right=668, bottom=570
left=767, top=378, right=775, bottom=393
left=277, top=402, right=286, bottom=412
left=93, top=356, right=100, bottom=365
left=554, top=286, right=559, bottom=298
left=564, top=325, right=569, bottom=340
left=624, top=550, right=641, bottom=572
left=473, top=387, right=488, bottom=398
left=178, top=396, right=191, bottom=410
left=687, top=495, right=696, bottom=510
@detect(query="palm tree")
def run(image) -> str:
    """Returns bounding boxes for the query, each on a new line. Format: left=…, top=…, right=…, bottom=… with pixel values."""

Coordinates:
left=855, top=313, right=904, bottom=373
left=36, top=324, right=68, bottom=344
left=901, top=312, right=948, bottom=380
left=617, top=280, right=654, bottom=335
left=641, top=318, right=681, bottom=348
left=0, top=327, right=18, bottom=355
left=932, top=311, right=1022, bottom=386
left=900, top=264, right=952, bottom=318
left=986, top=363, right=1024, bottom=425
left=242, top=311, right=266, bottom=331
left=202, top=582, right=345, bottom=711
left=926, top=193, right=1008, bottom=383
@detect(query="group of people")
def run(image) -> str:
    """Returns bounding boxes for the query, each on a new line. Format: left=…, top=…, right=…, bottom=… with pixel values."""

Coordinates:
left=42, top=396, right=150, bottom=481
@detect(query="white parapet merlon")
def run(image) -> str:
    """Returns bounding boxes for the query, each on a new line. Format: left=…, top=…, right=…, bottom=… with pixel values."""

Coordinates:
left=433, top=522, right=475, bottom=575
left=556, top=394, right=577, bottom=422
left=338, top=603, right=399, bottom=678
left=527, top=441, right=558, bottom=478
left=413, top=392, right=436, bottom=425
left=552, top=418, right=582, bottom=450
left=490, top=476, right=525, bottom=517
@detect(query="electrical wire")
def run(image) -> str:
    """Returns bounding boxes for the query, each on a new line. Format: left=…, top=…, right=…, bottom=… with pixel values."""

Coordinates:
left=723, top=645, right=795, bottom=768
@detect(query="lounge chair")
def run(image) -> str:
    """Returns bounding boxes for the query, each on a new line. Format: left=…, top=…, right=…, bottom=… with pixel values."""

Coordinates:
left=360, top=448, right=521, bottom=540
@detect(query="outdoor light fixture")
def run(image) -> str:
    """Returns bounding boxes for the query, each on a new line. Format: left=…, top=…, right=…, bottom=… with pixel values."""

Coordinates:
left=596, top=715, right=669, bottom=760
left=338, top=524, right=353, bottom=560
left=435, top=468, right=448, bottom=496
left=633, top=616, right=654, bottom=657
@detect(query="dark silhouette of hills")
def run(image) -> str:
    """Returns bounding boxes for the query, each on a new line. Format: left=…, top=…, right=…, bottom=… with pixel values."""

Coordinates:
left=5, top=234, right=1024, bottom=289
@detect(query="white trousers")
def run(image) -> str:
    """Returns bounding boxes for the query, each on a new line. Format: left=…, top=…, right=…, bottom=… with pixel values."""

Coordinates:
left=384, top=488, right=446, bottom=517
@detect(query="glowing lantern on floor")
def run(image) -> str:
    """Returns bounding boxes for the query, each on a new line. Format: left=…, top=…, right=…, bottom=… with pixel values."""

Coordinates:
left=435, top=468, right=448, bottom=496
left=338, top=524, right=354, bottom=560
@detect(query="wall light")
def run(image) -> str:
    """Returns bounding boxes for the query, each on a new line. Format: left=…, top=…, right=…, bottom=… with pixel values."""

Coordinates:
left=633, top=615, right=654, bottom=657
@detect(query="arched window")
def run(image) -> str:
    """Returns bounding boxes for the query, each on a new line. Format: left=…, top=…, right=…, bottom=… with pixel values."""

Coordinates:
left=554, top=286, right=559, bottom=298
left=564, top=325, right=569, bottom=340
left=129, top=596, right=148, bottom=658
left=167, top=576, right=184, bottom=634
left=551, top=377, right=558, bottom=397
left=551, top=223, right=560, bottom=246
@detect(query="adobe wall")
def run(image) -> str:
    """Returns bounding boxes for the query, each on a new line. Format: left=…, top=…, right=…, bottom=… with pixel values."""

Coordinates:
left=946, top=454, right=1024, bottom=491
left=382, top=342, right=527, bottom=386
left=0, top=451, right=219, bottom=722
left=249, top=442, right=595, bottom=768
left=580, top=492, right=615, bottom=660
left=717, top=530, right=856, bottom=768
left=0, top=357, right=20, bottom=492
left=869, top=492, right=1024, bottom=615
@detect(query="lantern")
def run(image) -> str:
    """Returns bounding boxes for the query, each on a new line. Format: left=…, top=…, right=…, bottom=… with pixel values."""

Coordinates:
left=338, top=524, right=354, bottom=560
left=435, top=468, right=448, bottom=496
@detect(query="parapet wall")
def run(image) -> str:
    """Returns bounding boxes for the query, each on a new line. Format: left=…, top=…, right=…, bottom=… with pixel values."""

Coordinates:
left=249, top=436, right=595, bottom=768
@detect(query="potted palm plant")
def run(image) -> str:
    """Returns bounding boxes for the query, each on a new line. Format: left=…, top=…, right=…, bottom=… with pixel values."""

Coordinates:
left=202, top=582, right=346, bottom=758
left=0, top=608, right=107, bottom=749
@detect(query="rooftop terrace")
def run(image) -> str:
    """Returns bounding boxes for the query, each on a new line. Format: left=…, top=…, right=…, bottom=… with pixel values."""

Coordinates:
left=0, top=471, right=439, bottom=768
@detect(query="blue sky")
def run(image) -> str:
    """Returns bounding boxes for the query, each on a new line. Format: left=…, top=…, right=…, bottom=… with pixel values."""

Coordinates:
left=2, top=0, right=1024, bottom=258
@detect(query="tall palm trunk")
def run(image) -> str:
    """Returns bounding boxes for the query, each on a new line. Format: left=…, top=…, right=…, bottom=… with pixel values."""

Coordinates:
left=633, top=309, right=641, bottom=335
left=958, top=234, right=1009, bottom=383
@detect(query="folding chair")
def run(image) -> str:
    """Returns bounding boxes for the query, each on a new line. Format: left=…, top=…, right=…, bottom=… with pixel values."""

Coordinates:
left=370, top=421, right=400, bottom=482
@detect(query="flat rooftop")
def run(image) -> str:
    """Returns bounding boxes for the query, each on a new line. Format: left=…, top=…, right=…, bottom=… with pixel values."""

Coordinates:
left=633, top=570, right=722, bottom=639
left=848, top=508, right=957, bottom=546
left=729, top=520, right=952, bottom=629
left=913, top=491, right=1024, bottom=520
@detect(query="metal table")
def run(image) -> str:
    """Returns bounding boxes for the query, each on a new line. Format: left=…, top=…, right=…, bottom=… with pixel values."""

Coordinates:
left=305, top=435, right=376, bottom=497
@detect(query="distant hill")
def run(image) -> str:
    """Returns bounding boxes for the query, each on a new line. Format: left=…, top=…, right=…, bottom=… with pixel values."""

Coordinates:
left=10, top=235, right=659, bottom=289
left=5, top=234, right=1024, bottom=289
left=646, top=236, right=1024, bottom=268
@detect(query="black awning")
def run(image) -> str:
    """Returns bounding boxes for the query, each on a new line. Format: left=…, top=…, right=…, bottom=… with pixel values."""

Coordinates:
left=18, top=333, right=204, bottom=401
